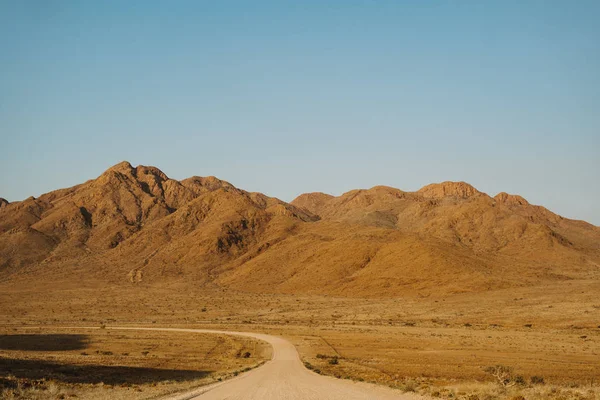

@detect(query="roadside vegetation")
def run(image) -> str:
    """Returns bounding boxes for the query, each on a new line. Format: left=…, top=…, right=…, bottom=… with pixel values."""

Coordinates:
left=0, top=328, right=270, bottom=400
left=1, top=285, right=598, bottom=399
left=302, top=354, right=600, bottom=400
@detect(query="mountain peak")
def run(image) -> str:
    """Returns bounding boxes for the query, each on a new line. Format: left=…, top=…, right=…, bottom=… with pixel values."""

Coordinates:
left=417, top=181, right=481, bottom=199
left=105, top=161, right=135, bottom=175
left=135, top=165, right=169, bottom=181
left=292, top=192, right=334, bottom=203
left=494, top=192, right=529, bottom=206
left=291, top=192, right=334, bottom=216
left=101, top=161, right=171, bottom=181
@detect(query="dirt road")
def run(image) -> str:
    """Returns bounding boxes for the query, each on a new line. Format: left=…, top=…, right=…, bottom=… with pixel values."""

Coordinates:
left=109, top=327, right=422, bottom=400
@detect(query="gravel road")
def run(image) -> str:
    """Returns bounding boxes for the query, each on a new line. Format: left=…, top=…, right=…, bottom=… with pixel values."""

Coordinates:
left=109, top=327, right=424, bottom=400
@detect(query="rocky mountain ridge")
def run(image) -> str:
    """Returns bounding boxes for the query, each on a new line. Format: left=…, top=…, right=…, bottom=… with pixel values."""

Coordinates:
left=1, top=162, right=598, bottom=296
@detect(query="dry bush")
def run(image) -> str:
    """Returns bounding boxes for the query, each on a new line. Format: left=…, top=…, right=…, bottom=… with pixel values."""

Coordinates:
left=484, top=365, right=517, bottom=387
left=530, top=375, right=545, bottom=385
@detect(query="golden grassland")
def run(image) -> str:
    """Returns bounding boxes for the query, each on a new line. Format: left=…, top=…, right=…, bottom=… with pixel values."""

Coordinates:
left=0, top=327, right=270, bottom=400
left=0, top=280, right=598, bottom=399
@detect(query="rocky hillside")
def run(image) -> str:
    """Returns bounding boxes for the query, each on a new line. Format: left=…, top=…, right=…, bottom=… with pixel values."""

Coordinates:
left=0, top=162, right=314, bottom=278
left=1, top=162, right=598, bottom=296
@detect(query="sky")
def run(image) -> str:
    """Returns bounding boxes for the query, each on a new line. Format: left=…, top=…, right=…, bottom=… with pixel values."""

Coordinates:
left=1, top=1, right=599, bottom=225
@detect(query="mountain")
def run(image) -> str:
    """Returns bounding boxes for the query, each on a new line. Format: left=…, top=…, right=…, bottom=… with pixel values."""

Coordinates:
left=1, top=162, right=598, bottom=296
left=0, top=162, right=314, bottom=279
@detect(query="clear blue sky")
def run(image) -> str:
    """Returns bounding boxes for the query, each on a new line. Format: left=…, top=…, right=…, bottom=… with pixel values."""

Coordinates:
left=1, top=1, right=599, bottom=225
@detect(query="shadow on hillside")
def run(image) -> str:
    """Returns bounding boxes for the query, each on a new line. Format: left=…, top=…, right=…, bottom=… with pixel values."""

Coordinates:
left=0, top=358, right=211, bottom=385
left=0, top=334, right=89, bottom=351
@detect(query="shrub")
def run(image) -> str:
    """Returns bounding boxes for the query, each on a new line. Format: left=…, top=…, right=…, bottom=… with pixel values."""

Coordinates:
left=328, top=356, right=339, bottom=365
left=484, top=365, right=517, bottom=387
left=400, top=380, right=417, bottom=392
left=530, top=375, right=545, bottom=385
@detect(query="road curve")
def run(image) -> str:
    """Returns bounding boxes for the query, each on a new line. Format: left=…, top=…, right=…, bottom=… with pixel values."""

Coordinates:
left=108, top=327, right=423, bottom=400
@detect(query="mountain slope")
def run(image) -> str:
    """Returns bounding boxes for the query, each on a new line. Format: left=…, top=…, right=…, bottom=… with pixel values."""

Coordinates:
left=1, top=162, right=598, bottom=296
left=0, top=162, right=313, bottom=279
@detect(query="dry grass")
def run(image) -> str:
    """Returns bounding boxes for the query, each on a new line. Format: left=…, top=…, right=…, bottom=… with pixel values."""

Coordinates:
left=0, top=281, right=598, bottom=399
left=0, top=327, right=270, bottom=400
left=417, top=380, right=600, bottom=400
left=291, top=324, right=599, bottom=382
